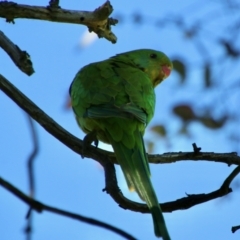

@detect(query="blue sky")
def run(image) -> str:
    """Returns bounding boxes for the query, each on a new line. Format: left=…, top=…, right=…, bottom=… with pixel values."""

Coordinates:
left=1, top=1, right=240, bottom=240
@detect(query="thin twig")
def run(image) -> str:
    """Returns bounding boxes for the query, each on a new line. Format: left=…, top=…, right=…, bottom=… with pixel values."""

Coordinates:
left=149, top=151, right=240, bottom=166
left=25, top=115, right=39, bottom=240
left=192, top=142, right=201, bottom=153
left=0, top=30, right=34, bottom=75
left=0, top=177, right=136, bottom=240
left=0, top=1, right=118, bottom=43
left=232, top=225, right=240, bottom=233
left=220, top=165, right=240, bottom=189
left=48, top=0, right=60, bottom=9
left=26, top=115, right=39, bottom=198
left=25, top=212, right=32, bottom=240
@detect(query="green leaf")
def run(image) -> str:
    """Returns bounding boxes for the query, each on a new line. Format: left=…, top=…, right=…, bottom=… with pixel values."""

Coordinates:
left=172, top=104, right=196, bottom=122
left=145, top=140, right=154, bottom=154
left=150, top=125, right=167, bottom=137
left=198, top=115, right=228, bottom=129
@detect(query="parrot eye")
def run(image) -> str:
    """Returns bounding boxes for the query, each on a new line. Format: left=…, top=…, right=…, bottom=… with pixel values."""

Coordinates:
left=150, top=53, right=157, bottom=59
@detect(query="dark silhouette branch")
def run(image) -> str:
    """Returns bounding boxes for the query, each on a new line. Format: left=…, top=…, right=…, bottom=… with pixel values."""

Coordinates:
left=149, top=151, right=240, bottom=166
left=0, top=73, right=85, bottom=155
left=104, top=164, right=239, bottom=213
left=0, top=30, right=34, bottom=75
left=25, top=115, right=39, bottom=240
left=1, top=74, right=240, bottom=214
left=0, top=1, right=118, bottom=43
left=0, top=177, right=136, bottom=240
left=232, top=225, right=240, bottom=233
left=48, top=0, right=60, bottom=9
left=192, top=142, right=201, bottom=153
left=1, top=74, right=240, bottom=167
left=26, top=115, right=39, bottom=198
left=1, top=1, right=239, bottom=238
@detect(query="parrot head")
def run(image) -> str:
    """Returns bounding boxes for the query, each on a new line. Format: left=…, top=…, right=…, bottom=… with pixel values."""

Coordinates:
left=115, top=49, right=173, bottom=87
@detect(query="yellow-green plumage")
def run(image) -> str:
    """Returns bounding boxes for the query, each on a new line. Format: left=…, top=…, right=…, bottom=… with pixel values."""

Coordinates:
left=70, top=49, right=172, bottom=239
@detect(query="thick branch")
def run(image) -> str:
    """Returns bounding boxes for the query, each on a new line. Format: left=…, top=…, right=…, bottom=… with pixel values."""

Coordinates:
left=0, top=30, right=34, bottom=75
left=0, top=1, right=117, bottom=43
left=0, top=177, right=136, bottom=240
left=0, top=74, right=84, bottom=156
left=1, top=74, right=240, bottom=214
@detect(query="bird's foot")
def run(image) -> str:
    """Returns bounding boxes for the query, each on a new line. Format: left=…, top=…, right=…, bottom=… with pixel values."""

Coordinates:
left=82, top=131, right=98, bottom=158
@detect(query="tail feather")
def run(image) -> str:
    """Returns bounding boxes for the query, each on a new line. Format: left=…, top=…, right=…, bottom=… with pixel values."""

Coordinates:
left=106, top=129, right=171, bottom=239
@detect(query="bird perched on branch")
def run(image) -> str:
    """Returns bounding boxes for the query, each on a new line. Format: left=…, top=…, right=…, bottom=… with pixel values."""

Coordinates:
left=70, top=49, right=172, bottom=239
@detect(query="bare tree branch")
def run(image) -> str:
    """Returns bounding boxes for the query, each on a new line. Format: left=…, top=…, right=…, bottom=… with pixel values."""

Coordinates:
left=1, top=74, right=240, bottom=214
left=105, top=165, right=239, bottom=213
left=24, top=115, right=39, bottom=240
left=0, top=177, right=136, bottom=240
left=0, top=30, right=34, bottom=75
left=26, top=115, right=39, bottom=198
left=0, top=1, right=118, bottom=43
left=149, top=151, right=240, bottom=166
left=1, top=74, right=240, bottom=167
left=232, top=225, right=240, bottom=233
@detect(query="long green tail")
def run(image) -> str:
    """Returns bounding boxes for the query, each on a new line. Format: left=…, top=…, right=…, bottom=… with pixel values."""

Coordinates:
left=106, top=129, right=171, bottom=239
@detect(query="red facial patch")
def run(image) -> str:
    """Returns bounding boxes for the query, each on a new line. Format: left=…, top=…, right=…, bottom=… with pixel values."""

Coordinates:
left=161, top=65, right=171, bottom=77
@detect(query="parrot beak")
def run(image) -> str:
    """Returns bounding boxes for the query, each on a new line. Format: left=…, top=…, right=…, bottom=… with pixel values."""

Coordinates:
left=161, top=64, right=172, bottom=79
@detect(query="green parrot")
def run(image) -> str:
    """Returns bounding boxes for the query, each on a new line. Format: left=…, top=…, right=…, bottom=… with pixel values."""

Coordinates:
left=70, top=49, right=172, bottom=239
